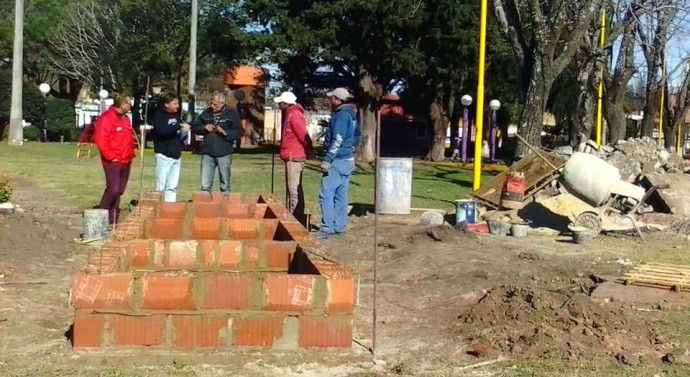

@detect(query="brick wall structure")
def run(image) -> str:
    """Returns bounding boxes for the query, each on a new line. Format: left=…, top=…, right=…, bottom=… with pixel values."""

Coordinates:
left=69, top=192, right=355, bottom=349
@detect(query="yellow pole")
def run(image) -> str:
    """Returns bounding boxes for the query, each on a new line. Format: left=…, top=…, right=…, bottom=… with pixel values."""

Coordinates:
left=677, top=124, right=682, bottom=154
left=658, top=57, right=666, bottom=146
left=595, top=9, right=606, bottom=146
left=473, top=0, right=489, bottom=191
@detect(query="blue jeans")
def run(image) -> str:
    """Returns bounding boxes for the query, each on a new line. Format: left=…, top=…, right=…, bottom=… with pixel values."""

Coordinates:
left=155, top=153, right=181, bottom=202
left=201, top=154, right=232, bottom=192
left=319, top=158, right=355, bottom=234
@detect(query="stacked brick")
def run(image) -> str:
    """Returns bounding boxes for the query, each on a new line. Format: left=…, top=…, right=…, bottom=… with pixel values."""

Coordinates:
left=70, top=192, right=355, bottom=349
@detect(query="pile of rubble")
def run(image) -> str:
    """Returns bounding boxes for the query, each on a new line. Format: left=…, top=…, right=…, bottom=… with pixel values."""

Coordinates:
left=556, top=137, right=685, bottom=183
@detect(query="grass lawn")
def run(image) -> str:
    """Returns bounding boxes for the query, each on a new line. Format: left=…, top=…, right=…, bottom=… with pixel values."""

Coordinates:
left=0, top=142, right=493, bottom=216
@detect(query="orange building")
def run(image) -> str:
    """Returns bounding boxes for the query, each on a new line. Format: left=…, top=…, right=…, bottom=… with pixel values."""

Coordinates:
left=224, top=66, right=269, bottom=146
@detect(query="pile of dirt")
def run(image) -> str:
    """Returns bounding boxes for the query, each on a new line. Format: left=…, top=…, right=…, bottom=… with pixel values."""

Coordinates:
left=455, top=286, right=676, bottom=363
left=407, top=225, right=468, bottom=243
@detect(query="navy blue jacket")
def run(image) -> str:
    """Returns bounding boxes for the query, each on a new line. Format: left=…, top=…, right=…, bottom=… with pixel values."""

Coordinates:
left=152, top=111, right=185, bottom=159
left=324, top=104, right=361, bottom=163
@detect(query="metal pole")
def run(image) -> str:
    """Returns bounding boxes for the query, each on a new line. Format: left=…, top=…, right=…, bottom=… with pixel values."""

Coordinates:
left=461, top=107, right=469, bottom=163
left=187, top=0, right=198, bottom=124
left=490, top=110, right=497, bottom=161
left=473, top=0, right=489, bottom=191
left=658, top=57, right=666, bottom=147
left=8, top=0, right=24, bottom=146
left=595, top=9, right=605, bottom=146
left=372, top=107, right=381, bottom=358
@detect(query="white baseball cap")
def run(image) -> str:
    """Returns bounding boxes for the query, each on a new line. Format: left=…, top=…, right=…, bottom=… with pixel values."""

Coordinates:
left=327, top=87, right=353, bottom=101
left=273, top=91, right=297, bottom=105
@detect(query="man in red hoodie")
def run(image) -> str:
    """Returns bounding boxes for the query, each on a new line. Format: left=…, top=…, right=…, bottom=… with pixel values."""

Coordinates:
left=93, top=94, right=136, bottom=225
left=274, top=91, right=313, bottom=222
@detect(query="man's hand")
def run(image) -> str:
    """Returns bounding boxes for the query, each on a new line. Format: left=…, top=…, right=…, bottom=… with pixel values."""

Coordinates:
left=204, top=124, right=215, bottom=133
left=215, top=126, right=227, bottom=136
left=181, top=123, right=191, bottom=132
left=320, top=161, right=331, bottom=173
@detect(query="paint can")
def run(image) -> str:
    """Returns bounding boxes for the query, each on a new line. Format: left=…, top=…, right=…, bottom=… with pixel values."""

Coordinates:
left=454, top=199, right=477, bottom=225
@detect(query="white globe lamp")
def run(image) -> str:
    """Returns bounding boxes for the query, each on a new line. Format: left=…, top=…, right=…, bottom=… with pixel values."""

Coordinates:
left=461, top=95, right=473, bottom=107
left=98, top=89, right=109, bottom=100
left=489, top=99, right=501, bottom=111
left=38, top=83, right=50, bottom=96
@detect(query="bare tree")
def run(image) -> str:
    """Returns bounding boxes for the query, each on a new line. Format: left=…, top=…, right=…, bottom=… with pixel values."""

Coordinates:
left=636, top=0, right=683, bottom=138
left=47, top=0, right=121, bottom=90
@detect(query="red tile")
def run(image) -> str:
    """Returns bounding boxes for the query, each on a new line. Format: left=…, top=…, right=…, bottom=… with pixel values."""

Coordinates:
left=264, top=241, right=296, bottom=269
left=142, top=274, right=195, bottom=310
left=218, top=241, right=241, bottom=268
left=191, top=218, right=222, bottom=239
left=172, top=315, right=229, bottom=347
left=72, top=272, right=133, bottom=310
left=264, top=274, right=316, bottom=311
left=194, top=202, right=222, bottom=218
left=149, top=218, right=184, bottom=239
left=72, top=313, right=106, bottom=348
left=110, top=314, right=166, bottom=346
left=202, top=274, right=251, bottom=310
left=227, top=219, right=260, bottom=240
left=233, top=316, right=283, bottom=347
left=158, top=202, right=187, bottom=219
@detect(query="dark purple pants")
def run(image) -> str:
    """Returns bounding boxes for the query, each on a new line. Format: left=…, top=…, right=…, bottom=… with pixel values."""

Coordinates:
left=98, top=161, right=131, bottom=224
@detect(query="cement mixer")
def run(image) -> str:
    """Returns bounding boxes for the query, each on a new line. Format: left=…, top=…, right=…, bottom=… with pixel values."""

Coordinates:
left=560, top=152, right=661, bottom=237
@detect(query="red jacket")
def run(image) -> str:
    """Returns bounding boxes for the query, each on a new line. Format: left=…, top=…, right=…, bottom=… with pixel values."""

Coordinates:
left=280, top=104, right=313, bottom=161
left=94, top=106, right=136, bottom=164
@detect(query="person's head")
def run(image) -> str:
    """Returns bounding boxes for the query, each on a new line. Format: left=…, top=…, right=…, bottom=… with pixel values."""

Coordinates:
left=273, top=91, right=297, bottom=111
left=209, top=91, right=226, bottom=113
left=326, top=88, right=353, bottom=110
left=159, top=93, right=180, bottom=113
left=113, top=93, right=132, bottom=115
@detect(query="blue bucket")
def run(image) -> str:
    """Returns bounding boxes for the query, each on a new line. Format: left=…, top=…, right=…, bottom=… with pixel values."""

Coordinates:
left=455, top=199, right=477, bottom=225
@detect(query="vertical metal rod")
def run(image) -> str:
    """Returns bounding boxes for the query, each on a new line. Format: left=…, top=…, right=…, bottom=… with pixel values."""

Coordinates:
left=8, top=0, right=24, bottom=146
left=372, top=107, right=381, bottom=358
left=187, top=0, right=198, bottom=124
left=138, top=76, right=151, bottom=208
left=461, top=107, right=469, bottom=163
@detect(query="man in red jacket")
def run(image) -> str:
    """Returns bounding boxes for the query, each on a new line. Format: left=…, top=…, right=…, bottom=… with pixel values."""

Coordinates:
left=93, top=94, right=136, bottom=225
left=274, top=91, right=313, bottom=222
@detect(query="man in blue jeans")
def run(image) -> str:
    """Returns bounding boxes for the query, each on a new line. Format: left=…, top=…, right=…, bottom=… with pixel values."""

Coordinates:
left=316, top=88, right=361, bottom=239
left=193, top=91, right=244, bottom=193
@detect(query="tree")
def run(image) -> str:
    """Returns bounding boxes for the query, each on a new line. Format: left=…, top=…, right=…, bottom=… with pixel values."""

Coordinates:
left=493, top=0, right=603, bottom=156
left=0, top=68, right=46, bottom=139
left=246, top=0, right=424, bottom=162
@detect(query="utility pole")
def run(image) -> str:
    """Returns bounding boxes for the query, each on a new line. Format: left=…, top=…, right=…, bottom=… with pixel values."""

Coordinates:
left=187, top=0, right=198, bottom=124
left=8, top=0, right=24, bottom=146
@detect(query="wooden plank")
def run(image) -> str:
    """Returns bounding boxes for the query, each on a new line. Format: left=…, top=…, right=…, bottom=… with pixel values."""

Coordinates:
left=618, top=262, right=690, bottom=293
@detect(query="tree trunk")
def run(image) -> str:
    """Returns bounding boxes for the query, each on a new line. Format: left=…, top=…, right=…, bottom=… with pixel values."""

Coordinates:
left=640, top=85, right=660, bottom=138
left=515, top=57, right=554, bottom=157
left=356, top=69, right=382, bottom=162
left=426, top=98, right=448, bottom=161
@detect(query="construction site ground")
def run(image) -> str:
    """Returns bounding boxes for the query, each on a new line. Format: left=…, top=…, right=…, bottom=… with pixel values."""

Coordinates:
left=4, top=181, right=690, bottom=376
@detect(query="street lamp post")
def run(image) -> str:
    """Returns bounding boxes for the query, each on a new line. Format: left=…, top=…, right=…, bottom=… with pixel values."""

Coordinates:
left=460, top=95, right=473, bottom=163
left=39, top=83, right=50, bottom=142
left=98, top=89, right=109, bottom=115
left=489, top=99, right=501, bottom=161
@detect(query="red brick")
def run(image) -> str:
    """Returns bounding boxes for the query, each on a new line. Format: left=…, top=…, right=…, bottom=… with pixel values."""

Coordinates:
left=227, top=219, right=259, bottom=240
left=227, top=193, right=244, bottom=204
left=72, top=313, right=106, bottom=348
left=158, top=202, right=187, bottom=219
left=264, top=241, right=296, bottom=269
left=200, top=240, right=218, bottom=266
left=233, top=316, right=283, bottom=346
left=326, top=278, right=355, bottom=314
left=218, top=241, right=241, bottom=268
left=142, top=274, right=195, bottom=310
left=110, top=314, right=166, bottom=346
left=244, top=241, right=260, bottom=268
left=149, top=218, right=184, bottom=239
left=72, top=273, right=133, bottom=310
left=191, top=218, right=222, bottom=239
left=192, top=192, right=222, bottom=203
left=263, top=219, right=280, bottom=239
left=224, top=203, right=251, bottom=218
left=194, top=202, right=222, bottom=218
left=152, top=241, right=168, bottom=267
left=202, top=274, right=251, bottom=310
left=265, top=274, right=316, bottom=311
left=128, top=240, right=151, bottom=267
left=168, top=241, right=199, bottom=267
left=254, top=204, right=268, bottom=218
left=298, top=316, right=352, bottom=348
left=172, top=315, right=229, bottom=347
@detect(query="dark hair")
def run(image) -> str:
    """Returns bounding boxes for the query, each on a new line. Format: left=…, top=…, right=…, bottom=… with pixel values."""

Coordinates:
left=159, top=93, right=178, bottom=107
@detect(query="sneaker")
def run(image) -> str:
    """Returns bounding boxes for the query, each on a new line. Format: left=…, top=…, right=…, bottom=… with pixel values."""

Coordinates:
left=313, top=230, right=337, bottom=240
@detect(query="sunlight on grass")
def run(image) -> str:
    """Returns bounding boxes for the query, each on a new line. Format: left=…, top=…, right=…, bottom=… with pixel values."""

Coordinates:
left=0, top=142, right=491, bottom=215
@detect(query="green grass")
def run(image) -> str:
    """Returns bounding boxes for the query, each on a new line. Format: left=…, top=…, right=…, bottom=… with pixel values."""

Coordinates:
left=0, top=142, right=491, bottom=215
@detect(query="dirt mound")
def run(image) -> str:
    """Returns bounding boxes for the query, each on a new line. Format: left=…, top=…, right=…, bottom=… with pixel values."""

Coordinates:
left=455, top=286, right=675, bottom=363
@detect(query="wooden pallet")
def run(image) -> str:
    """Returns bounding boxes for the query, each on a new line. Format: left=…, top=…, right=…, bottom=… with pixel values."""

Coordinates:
left=618, top=263, right=690, bottom=292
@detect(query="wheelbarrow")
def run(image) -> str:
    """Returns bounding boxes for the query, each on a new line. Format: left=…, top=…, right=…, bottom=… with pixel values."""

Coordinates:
left=573, top=183, right=669, bottom=240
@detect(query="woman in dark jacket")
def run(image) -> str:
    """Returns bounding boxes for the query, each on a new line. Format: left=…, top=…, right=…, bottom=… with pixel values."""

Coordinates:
left=151, top=94, right=189, bottom=202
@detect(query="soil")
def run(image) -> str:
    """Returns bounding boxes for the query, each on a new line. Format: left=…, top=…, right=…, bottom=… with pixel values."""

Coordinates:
left=2, top=180, right=690, bottom=376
